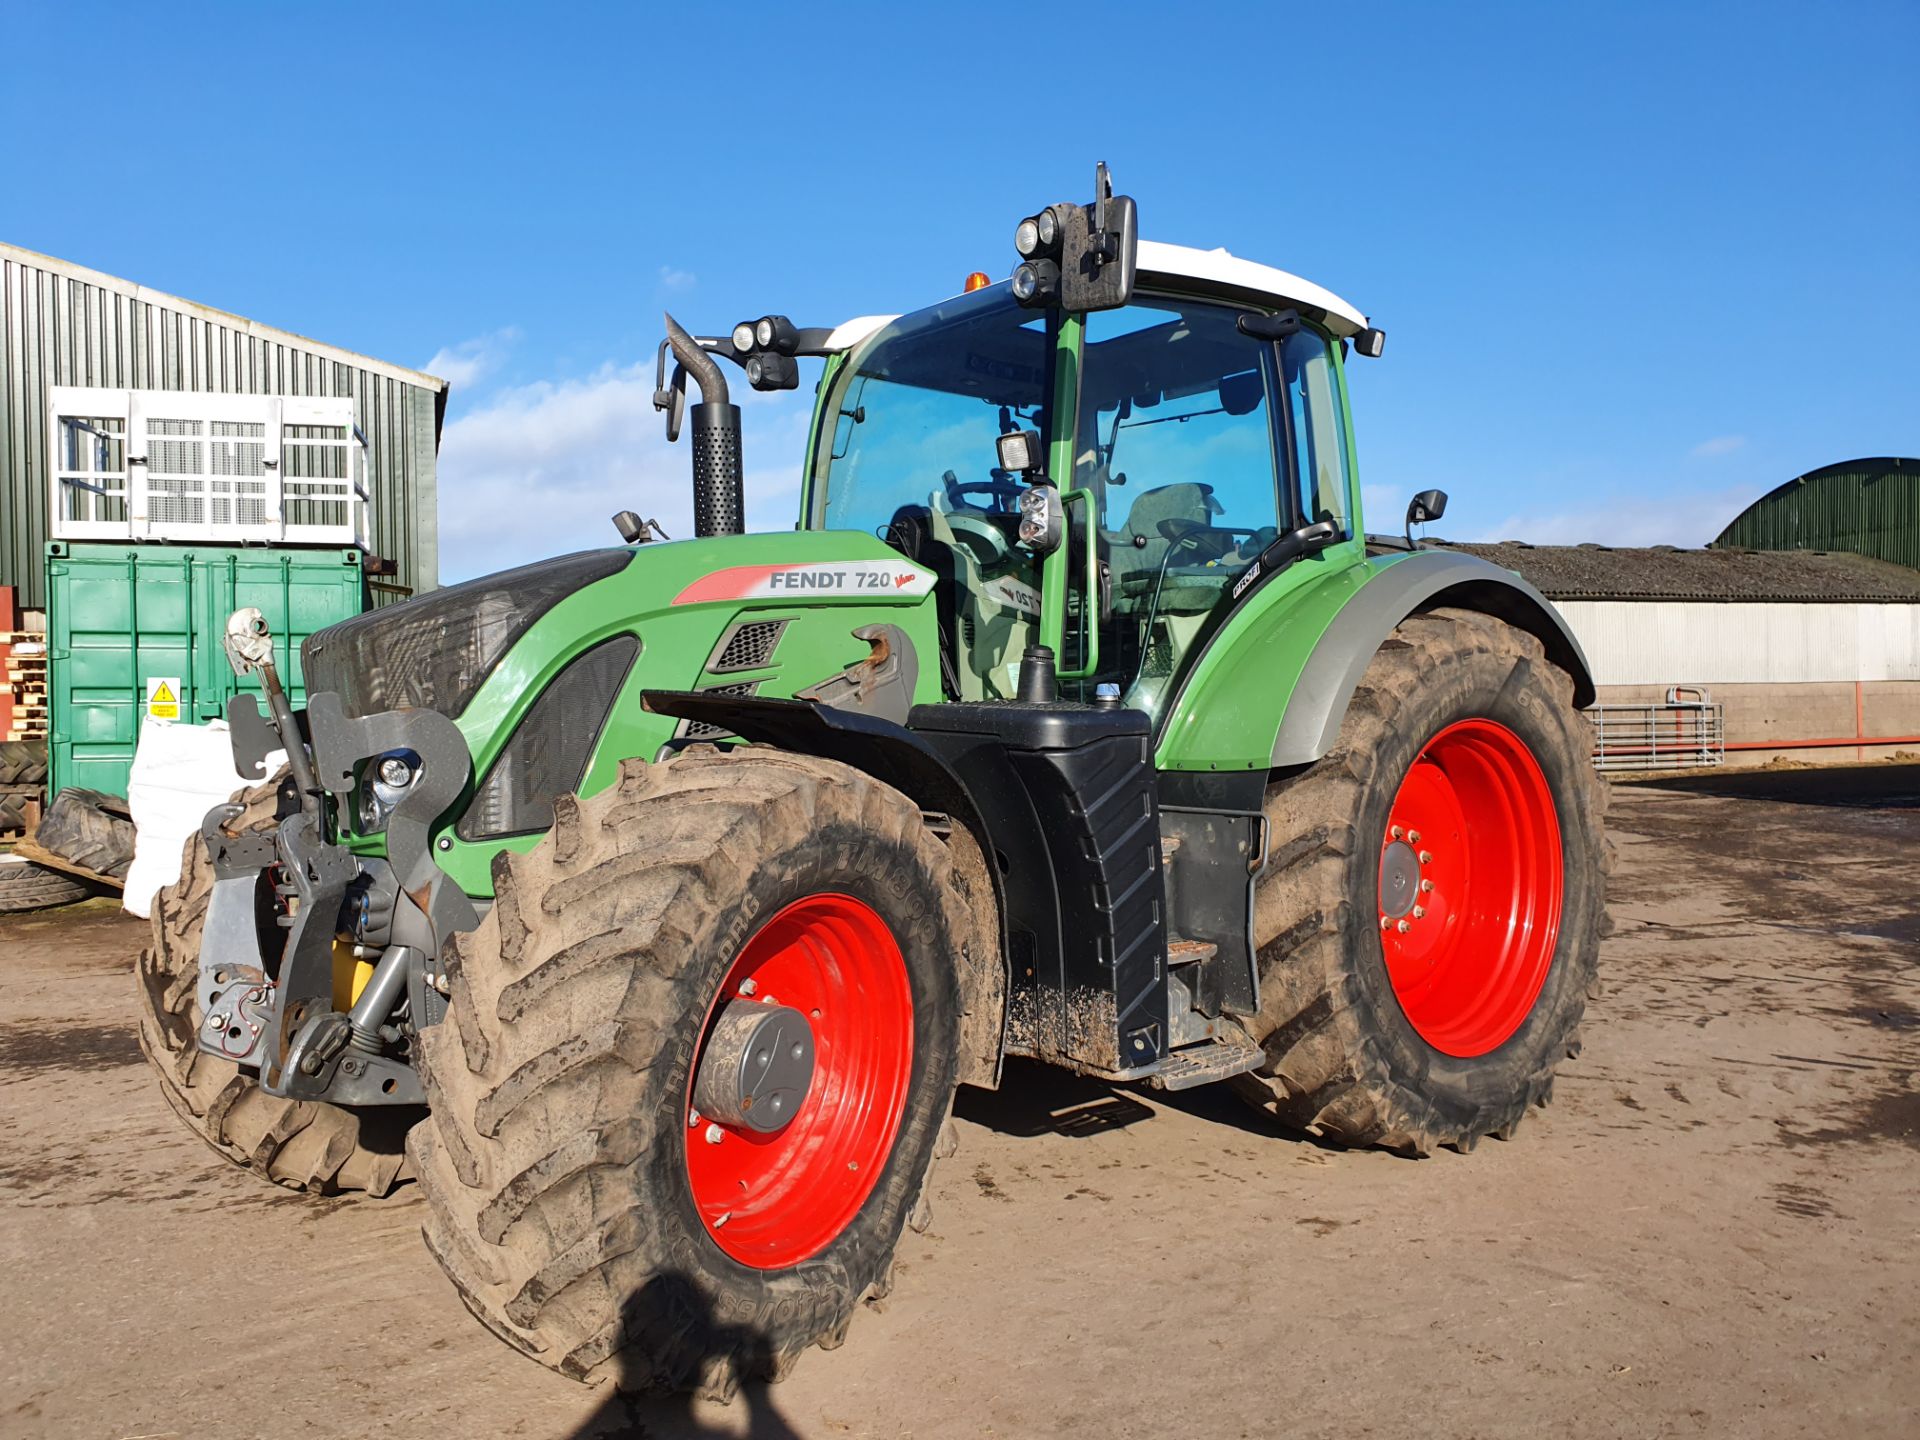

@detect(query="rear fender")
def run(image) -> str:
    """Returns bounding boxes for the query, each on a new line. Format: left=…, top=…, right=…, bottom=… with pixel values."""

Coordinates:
left=1155, top=549, right=1593, bottom=772
left=1269, top=551, right=1595, bottom=766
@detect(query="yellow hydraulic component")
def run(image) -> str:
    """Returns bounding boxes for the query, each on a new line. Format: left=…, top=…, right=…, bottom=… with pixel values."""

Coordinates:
left=332, top=937, right=376, bottom=1012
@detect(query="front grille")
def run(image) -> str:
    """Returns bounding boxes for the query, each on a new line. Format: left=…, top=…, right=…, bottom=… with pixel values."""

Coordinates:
left=677, top=681, right=759, bottom=741
left=304, top=549, right=632, bottom=719
left=707, top=619, right=786, bottom=673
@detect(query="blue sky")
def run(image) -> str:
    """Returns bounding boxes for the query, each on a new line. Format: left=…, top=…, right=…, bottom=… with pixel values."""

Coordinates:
left=4, top=2, right=1914, bottom=580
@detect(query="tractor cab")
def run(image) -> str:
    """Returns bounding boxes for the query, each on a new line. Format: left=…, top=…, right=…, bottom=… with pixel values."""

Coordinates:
left=804, top=264, right=1372, bottom=720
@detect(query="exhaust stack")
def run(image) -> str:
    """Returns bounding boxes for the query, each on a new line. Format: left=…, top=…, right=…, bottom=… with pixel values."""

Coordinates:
left=663, top=313, right=745, bottom=538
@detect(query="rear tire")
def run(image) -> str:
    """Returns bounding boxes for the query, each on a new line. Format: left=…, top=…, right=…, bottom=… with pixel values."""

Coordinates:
left=1235, top=608, right=1608, bottom=1153
left=411, top=749, right=965, bottom=1395
left=136, top=771, right=418, bottom=1195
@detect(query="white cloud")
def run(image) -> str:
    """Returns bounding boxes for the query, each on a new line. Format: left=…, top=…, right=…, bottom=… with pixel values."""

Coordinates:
left=435, top=361, right=808, bottom=581
left=1689, top=434, right=1746, bottom=459
left=423, top=326, right=521, bottom=391
left=1469, top=485, right=1757, bottom=548
left=657, top=265, right=697, bottom=293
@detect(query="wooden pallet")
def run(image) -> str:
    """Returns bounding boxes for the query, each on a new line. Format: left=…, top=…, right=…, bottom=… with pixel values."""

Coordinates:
left=2, top=629, right=48, bottom=740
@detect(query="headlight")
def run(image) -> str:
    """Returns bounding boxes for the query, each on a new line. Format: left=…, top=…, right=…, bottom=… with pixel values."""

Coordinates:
left=356, top=749, right=421, bottom=834
left=731, top=321, right=757, bottom=353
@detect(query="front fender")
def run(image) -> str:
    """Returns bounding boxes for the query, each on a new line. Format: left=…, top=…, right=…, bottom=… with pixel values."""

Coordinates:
left=1155, top=549, right=1594, bottom=772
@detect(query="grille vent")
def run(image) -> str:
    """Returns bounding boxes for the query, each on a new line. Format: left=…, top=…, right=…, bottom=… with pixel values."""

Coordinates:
left=677, top=680, right=760, bottom=741
left=707, top=619, right=787, bottom=674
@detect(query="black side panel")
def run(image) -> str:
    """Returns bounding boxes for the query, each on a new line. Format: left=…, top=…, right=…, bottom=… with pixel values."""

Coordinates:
left=911, top=701, right=1167, bottom=1073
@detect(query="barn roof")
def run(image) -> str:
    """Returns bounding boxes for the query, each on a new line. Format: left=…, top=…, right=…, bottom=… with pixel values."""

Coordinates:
left=1433, top=540, right=1920, bottom=604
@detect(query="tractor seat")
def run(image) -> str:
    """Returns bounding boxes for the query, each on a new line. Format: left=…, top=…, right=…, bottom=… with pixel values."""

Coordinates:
left=1105, top=483, right=1222, bottom=607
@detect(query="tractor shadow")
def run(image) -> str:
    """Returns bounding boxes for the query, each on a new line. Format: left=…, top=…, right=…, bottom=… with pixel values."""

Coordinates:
left=955, top=1056, right=1316, bottom=1146
left=568, top=1273, right=804, bottom=1439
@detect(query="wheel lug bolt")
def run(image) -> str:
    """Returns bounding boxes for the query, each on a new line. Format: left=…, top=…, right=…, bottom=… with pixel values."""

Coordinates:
left=1419, top=851, right=1433, bottom=865
left=1420, top=878, right=1434, bottom=893
left=705, top=1123, right=725, bottom=1145
left=738, top=978, right=757, bottom=997
left=1407, top=830, right=1420, bottom=844
left=1390, top=825, right=1404, bottom=840
left=1396, top=919, right=1411, bottom=934
left=1412, top=906, right=1426, bottom=920
left=688, top=1108, right=701, bottom=1128
left=1380, top=914, right=1392, bottom=929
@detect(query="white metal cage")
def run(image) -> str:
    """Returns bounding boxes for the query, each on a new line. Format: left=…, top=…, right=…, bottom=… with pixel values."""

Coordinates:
left=49, top=386, right=371, bottom=549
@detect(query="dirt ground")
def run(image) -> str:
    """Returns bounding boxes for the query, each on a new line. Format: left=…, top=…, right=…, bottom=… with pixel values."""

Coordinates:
left=2, top=765, right=1915, bottom=1440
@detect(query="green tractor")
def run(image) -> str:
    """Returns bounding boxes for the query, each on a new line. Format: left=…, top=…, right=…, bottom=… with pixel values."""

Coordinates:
left=138, top=167, right=1606, bottom=1394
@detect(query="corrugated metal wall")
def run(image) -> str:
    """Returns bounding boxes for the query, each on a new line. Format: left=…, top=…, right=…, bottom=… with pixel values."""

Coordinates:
left=1713, top=457, right=1920, bottom=570
left=1557, top=600, right=1920, bottom=686
left=1, top=242, right=445, bottom=610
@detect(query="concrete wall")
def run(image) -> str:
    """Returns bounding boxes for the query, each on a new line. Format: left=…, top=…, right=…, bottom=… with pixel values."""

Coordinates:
left=1592, top=680, right=1920, bottom=769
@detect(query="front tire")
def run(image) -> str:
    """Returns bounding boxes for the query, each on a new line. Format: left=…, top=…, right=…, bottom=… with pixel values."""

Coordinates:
left=410, top=749, right=965, bottom=1395
left=136, top=771, right=419, bottom=1195
left=1236, top=608, right=1608, bottom=1153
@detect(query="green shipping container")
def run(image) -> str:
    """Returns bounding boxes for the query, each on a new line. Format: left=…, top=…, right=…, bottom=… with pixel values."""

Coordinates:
left=44, top=541, right=368, bottom=800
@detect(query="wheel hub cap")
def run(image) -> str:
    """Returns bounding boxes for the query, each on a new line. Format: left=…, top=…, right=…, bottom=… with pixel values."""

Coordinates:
left=691, top=1001, right=816, bottom=1134
left=1378, top=840, right=1421, bottom=918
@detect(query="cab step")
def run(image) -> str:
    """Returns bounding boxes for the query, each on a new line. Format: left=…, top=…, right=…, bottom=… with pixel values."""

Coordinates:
left=1166, top=936, right=1218, bottom=966
left=1145, top=1038, right=1266, bottom=1092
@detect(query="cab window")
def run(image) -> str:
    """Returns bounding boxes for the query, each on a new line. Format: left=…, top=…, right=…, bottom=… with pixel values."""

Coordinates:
left=1282, top=328, right=1351, bottom=530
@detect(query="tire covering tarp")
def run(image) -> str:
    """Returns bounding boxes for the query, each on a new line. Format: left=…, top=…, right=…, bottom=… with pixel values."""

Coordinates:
left=123, top=717, right=284, bottom=919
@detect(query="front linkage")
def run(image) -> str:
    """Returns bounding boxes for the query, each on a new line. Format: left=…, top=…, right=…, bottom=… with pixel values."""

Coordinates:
left=197, top=609, right=472, bottom=1107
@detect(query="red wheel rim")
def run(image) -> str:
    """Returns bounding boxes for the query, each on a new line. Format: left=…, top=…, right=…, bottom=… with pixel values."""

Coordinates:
left=1377, top=718, right=1564, bottom=1058
left=684, top=893, right=913, bottom=1269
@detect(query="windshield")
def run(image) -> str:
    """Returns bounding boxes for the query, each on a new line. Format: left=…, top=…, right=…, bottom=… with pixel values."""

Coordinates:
left=812, top=285, right=1049, bottom=537
left=810, top=286, right=1053, bottom=701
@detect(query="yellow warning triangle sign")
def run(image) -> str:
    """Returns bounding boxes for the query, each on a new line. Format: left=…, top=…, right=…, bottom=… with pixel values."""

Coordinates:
left=150, top=681, right=176, bottom=704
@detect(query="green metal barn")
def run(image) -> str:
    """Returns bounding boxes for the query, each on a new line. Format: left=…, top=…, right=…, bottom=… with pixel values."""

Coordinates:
left=1713, top=457, right=1920, bottom=571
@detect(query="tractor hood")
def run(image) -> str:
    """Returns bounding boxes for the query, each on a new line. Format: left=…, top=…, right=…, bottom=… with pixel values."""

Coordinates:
left=311, top=530, right=946, bottom=898
left=304, top=549, right=635, bottom=721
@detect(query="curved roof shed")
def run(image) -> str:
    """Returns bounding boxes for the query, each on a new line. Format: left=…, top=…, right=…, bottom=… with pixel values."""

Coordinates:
left=1712, top=457, right=1920, bottom=571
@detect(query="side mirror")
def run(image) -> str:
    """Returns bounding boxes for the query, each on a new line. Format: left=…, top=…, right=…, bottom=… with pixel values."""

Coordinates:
left=1404, top=488, right=1447, bottom=548
left=1354, top=327, right=1387, bottom=359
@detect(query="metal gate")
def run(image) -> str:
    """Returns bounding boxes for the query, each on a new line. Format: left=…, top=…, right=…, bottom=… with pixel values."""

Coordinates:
left=48, top=386, right=371, bottom=549
left=1589, top=686, right=1726, bottom=771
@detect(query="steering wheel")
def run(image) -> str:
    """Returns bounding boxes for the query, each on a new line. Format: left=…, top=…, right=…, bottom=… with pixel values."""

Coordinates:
left=944, top=468, right=1026, bottom=512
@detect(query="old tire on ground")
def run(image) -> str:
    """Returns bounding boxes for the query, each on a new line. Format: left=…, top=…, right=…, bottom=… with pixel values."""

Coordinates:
left=34, top=786, right=136, bottom=878
left=0, top=737, right=49, bottom=836
left=1236, top=607, right=1608, bottom=1154
left=135, top=770, right=419, bottom=1195
left=411, top=748, right=965, bottom=1395
left=0, top=856, right=95, bottom=912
